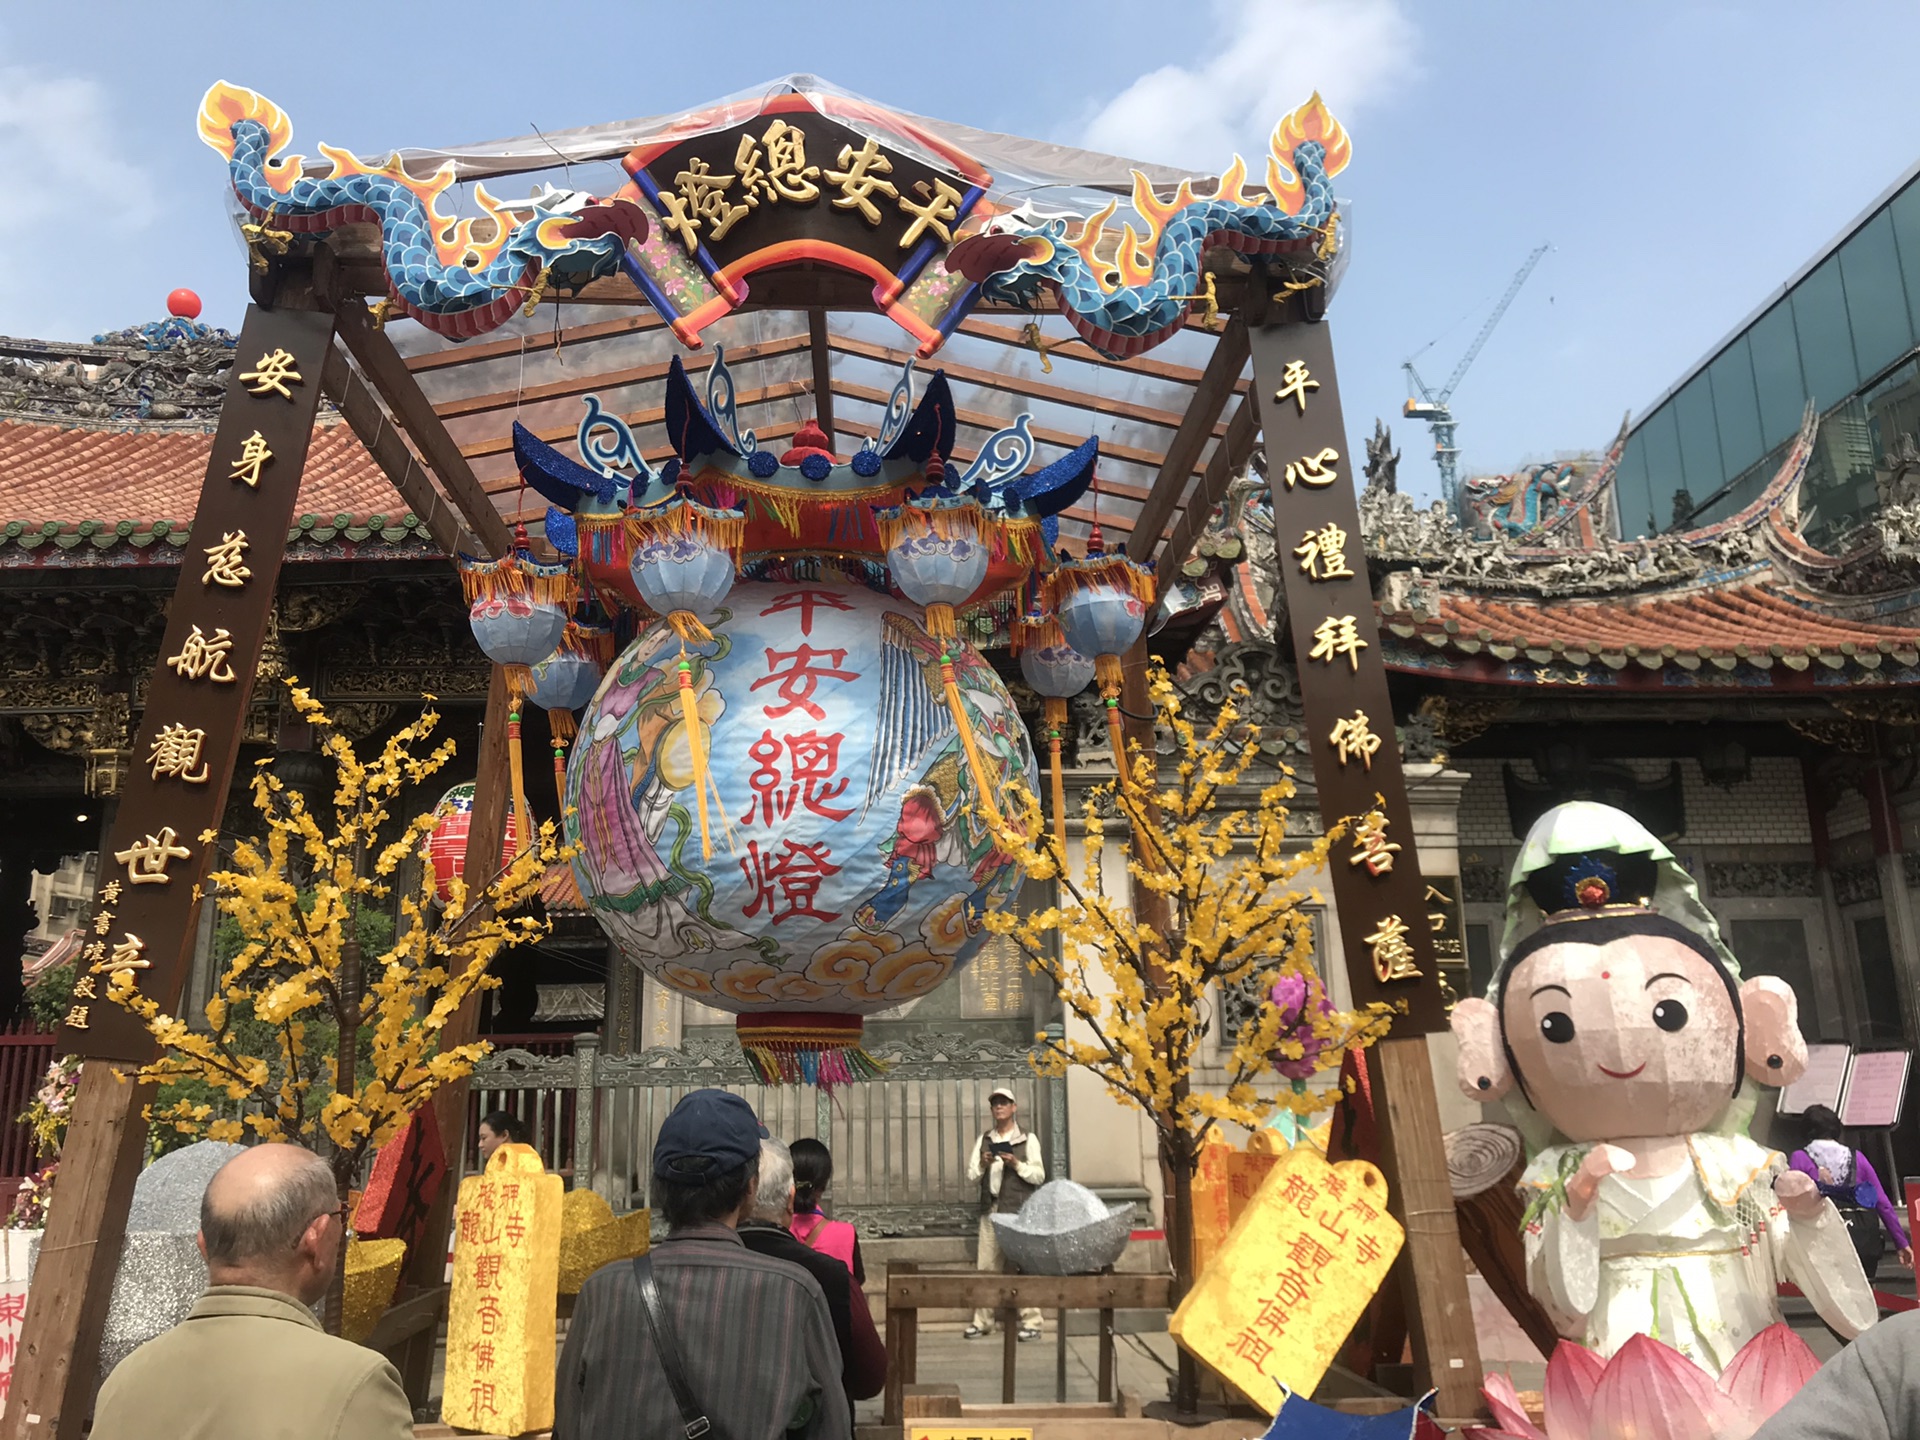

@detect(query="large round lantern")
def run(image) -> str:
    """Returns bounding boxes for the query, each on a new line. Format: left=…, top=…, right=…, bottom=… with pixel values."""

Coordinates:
left=565, top=579, right=1035, bottom=1086
left=459, top=524, right=575, bottom=854
left=626, top=491, right=745, bottom=859
left=876, top=476, right=1003, bottom=824
left=1047, top=526, right=1154, bottom=783
left=1012, top=611, right=1094, bottom=856
left=528, top=622, right=613, bottom=796
left=425, top=783, right=517, bottom=904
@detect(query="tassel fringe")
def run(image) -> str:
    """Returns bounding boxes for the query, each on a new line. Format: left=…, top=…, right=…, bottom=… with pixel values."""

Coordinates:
left=626, top=495, right=746, bottom=558
left=874, top=497, right=993, bottom=554
left=737, top=1015, right=884, bottom=1088
left=1011, top=614, right=1067, bottom=655
left=459, top=550, right=575, bottom=607
left=676, top=658, right=715, bottom=860
left=547, top=708, right=577, bottom=743
left=1046, top=551, right=1156, bottom=609
left=667, top=610, right=716, bottom=645
left=924, top=603, right=957, bottom=642
left=1094, top=652, right=1125, bottom=693
left=1045, top=696, right=1069, bottom=859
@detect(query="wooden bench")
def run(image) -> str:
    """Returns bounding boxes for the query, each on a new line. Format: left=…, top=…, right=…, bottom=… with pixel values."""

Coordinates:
left=882, top=1263, right=1175, bottom=1425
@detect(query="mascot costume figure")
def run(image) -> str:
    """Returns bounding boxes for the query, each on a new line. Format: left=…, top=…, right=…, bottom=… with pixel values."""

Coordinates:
left=1450, top=801, right=1877, bottom=1374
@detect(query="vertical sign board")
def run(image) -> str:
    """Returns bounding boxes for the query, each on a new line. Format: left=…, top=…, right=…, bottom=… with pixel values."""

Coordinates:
left=1246, top=319, right=1445, bottom=1033
left=58, top=307, right=337, bottom=1061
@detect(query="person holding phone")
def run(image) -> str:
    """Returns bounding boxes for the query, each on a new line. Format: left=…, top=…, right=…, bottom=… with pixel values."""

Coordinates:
left=963, top=1085, right=1045, bottom=1341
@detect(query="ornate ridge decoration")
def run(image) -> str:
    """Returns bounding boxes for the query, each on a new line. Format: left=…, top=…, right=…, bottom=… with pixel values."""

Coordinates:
left=0, top=323, right=237, bottom=425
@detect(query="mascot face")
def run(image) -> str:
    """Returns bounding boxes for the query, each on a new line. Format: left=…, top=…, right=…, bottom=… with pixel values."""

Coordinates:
left=1501, top=933, right=1741, bottom=1143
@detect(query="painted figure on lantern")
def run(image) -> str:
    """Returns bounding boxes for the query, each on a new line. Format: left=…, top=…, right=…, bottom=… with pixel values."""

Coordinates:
left=856, top=787, right=944, bottom=933
left=1451, top=802, right=1877, bottom=1374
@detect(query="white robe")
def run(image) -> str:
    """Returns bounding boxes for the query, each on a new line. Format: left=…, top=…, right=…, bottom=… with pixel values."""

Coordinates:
left=1521, top=1132, right=1878, bottom=1373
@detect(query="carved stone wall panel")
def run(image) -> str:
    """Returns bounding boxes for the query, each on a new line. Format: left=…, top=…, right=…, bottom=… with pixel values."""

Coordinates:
left=1705, top=861, right=1819, bottom=898
left=1834, top=861, right=1881, bottom=906
left=320, top=664, right=489, bottom=701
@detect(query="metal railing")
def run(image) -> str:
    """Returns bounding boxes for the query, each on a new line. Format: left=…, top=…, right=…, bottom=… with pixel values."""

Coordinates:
left=469, top=1025, right=1069, bottom=1237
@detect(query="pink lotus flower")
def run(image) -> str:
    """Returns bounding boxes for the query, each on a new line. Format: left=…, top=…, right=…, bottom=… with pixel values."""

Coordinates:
left=1269, top=971, right=1338, bottom=1080
left=1462, top=1325, right=1820, bottom=1440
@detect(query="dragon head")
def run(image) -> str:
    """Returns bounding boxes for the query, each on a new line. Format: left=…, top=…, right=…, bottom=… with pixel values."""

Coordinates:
left=944, top=208, right=1071, bottom=305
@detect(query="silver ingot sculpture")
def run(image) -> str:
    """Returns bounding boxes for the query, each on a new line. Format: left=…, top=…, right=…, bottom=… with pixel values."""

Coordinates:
left=990, top=1179, right=1134, bottom=1275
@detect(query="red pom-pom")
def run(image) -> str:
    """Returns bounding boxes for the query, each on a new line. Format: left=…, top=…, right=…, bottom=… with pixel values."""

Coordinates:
left=166, top=288, right=202, bottom=320
left=779, top=417, right=837, bottom=467
left=1575, top=878, right=1611, bottom=908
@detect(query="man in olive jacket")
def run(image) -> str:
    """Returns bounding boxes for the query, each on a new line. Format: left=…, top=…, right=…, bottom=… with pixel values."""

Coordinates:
left=91, top=1143, right=414, bottom=1440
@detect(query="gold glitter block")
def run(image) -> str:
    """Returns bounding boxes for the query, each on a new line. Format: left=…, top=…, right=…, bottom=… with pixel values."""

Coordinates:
left=342, top=1238, right=406, bottom=1344
left=441, top=1144, right=564, bottom=1436
left=557, top=1188, right=650, bottom=1295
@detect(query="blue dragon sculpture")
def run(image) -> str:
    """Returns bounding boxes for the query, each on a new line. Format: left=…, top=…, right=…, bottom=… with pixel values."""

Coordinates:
left=198, top=83, right=644, bottom=339
left=946, top=94, right=1350, bottom=359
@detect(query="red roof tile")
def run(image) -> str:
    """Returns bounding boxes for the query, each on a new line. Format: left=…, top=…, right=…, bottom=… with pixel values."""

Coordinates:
left=1428, top=584, right=1920, bottom=653
left=0, top=417, right=401, bottom=525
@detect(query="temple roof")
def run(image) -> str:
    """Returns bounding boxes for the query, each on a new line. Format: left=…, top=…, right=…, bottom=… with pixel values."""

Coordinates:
left=0, top=324, right=429, bottom=567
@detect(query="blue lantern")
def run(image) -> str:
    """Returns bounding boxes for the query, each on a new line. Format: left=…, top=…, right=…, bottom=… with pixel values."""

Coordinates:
left=1045, top=526, right=1155, bottom=780
left=1013, top=612, right=1094, bottom=855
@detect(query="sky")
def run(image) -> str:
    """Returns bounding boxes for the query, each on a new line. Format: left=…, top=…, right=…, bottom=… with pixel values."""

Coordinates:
left=7, top=0, right=1920, bottom=502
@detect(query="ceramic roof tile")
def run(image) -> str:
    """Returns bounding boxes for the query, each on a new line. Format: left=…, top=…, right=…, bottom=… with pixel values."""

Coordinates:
left=0, top=417, right=401, bottom=525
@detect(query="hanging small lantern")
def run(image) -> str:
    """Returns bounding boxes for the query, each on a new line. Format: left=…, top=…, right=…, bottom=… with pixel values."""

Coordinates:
left=876, top=457, right=1005, bottom=826
left=1012, top=610, right=1094, bottom=856
left=526, top=621, right=615, bottom=799
left=1046, top=525, right=1154, bottom=783
left=626, top=488, right=745, bottom=859
left=424, top=783, right=517, bottom=904
left=459, top=524, right=574, bottom=856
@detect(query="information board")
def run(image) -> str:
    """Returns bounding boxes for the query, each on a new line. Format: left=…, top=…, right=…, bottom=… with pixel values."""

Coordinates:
left=1839, top=1050, right=1912, bottom=1129
left=1775, top=1044, right=1852, bottom=1116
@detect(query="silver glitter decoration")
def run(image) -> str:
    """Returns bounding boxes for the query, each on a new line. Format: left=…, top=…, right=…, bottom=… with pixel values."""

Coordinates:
left=98, top=1234, right=207, bottom=1377
left=991, top=1179, right=1135, bottom=1275
left=126, top=1141, right=246, bottom=1232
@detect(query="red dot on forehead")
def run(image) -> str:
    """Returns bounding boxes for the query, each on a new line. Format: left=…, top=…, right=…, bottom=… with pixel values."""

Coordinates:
left=1601, top=971, right=1611, bottom=979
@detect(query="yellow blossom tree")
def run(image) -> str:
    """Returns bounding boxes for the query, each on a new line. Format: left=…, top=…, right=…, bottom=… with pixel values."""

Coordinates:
left=984, top=665, right=1394, bottom=1406
left=108, top=680, right=560, bottom=1225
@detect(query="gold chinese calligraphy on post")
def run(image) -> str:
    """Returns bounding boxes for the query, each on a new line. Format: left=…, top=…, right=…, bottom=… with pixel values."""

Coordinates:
left=203, top=531, right=251, bottom=588
left=168, top=625, right=237, bottom=683
left=114, top=826, right=192, bottom=886
left=1364, top=914, right=1422, bottom=983
left=1294, top=523, right=1353, bottom=581
left=229, top=430, right=273, bottom=488
left=238, top=349, right=303, bottom=400
left=1328, top=711, right=1381, bottom=770
left=1308, top=615, right=1367, bottom=671
left=1283, top=447, right=1340, bottom=490
left=1273, top=360, right=1320, bottom=414
left=1348, top=808, right=1401, bottom=877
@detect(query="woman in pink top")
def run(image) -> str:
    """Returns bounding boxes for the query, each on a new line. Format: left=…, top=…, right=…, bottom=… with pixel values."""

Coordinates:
left=788, top=1137, right=864, bottom=1283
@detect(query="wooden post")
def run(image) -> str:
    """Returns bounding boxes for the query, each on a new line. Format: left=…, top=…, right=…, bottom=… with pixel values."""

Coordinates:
left=1246, top=302, right=1483, bottom=1418
left=4, top=296, right=338, bottom=1440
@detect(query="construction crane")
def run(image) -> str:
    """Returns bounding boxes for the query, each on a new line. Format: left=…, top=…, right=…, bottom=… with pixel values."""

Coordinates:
left=1402, top=242, right=1551, bottom=501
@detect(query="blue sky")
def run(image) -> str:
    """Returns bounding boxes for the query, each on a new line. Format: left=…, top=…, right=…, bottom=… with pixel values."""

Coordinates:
left=7, top=1, right=1920, bottom=501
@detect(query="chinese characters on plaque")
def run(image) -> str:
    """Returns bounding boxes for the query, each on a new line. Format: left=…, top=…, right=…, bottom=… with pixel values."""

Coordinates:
left=1250, top=318, right=1444, bottom=1030
left=61, top=309, right=332, bottom=1058
left=1171, top=1148, right=1405, bottom=1414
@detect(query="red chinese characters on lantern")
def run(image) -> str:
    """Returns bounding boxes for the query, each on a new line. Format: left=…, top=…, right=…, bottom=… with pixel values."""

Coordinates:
left=752, top=644, right=860, bottom=721
left=740, top=839, right=844, bottom=923
left=741, top=729, right=855, bottom=827
left=760, top=587, right=854, bottom=637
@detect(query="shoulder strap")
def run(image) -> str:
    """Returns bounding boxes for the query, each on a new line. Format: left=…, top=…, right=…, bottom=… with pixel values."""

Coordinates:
left=793, top=1212, right=825, bottom=1247
left=632, top=1254, right=720, bottom=1440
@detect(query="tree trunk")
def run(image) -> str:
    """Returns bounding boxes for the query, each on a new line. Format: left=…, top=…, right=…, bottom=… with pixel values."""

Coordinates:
left=324, top=924, right=362, bottom=1336
left=1165, top=1140, right=1200, bottom=1415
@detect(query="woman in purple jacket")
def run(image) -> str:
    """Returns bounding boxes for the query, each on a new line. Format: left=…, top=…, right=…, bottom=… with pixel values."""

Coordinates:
left=1790, top=1104, right=1912, bottom=1280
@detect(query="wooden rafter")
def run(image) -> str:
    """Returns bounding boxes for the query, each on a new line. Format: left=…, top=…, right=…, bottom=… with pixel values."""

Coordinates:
left=465, top=379, right=813, bottom=465
left=1127, top=318, right=1249, bottom=561
left=328, top=298, right=513, bottom=557
left=320, top=347, right=477, bottom=557
left=404, top=311, right=668, bottom=373
left=807, top=310, right=835, bottom=445
left=1152, top=393, right=1259, bottom=595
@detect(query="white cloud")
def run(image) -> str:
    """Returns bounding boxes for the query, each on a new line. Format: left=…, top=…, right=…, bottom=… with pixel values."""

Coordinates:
left=1078, top=0, right=1419, bottom=170
left=0, top=62, right=158, bottom=336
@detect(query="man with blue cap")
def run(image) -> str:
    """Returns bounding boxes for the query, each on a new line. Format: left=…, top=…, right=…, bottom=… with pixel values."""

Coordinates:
left=556, top=1089, right=851, bottom=1439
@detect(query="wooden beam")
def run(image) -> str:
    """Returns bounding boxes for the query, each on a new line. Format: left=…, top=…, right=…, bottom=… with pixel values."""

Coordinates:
left=1128, top=318, right=1249, bottom=562
left=327, top=296, right=513, bottom=558
left=404, top=311, right=668, bottom=373
left=462, top=379, right=812, bottom=462
left=321, top=346, right=475, bottom=557
left=828, top=332, right=1231, bottom=437
left=955, top=315, right=1252, bottom=396
left=807, top=310, right=835, bottom=446
left=432, top=332, right=810, bottom=422
left=1151, top=394, right=1258, bottom=595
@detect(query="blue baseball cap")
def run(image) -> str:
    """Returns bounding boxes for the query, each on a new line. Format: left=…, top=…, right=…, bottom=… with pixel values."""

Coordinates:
left=652, top=1089, right=770, bottom=1181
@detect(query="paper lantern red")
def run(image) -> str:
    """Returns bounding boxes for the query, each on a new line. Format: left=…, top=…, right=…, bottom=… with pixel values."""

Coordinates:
left=425, top=783, right=515, bottom=903
left=356, top=1107, right=448, bottom=1255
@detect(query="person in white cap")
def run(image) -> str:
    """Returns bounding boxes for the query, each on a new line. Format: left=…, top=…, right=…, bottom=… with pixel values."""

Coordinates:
left=963, top=1085, right=1045, bottom=1340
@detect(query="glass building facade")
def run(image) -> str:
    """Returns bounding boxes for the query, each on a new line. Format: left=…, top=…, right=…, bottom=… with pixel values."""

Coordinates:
left=1617, top=161, right=1920, bottom=540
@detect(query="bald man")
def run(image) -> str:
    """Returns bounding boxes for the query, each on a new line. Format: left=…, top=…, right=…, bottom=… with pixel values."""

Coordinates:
left=90, top=1143, right=413, bottom=1440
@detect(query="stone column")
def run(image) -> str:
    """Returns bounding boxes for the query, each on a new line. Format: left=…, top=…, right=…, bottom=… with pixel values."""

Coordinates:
left=1863, top=764, right=1920, bottom=1047
left=1803, top=757, right=1867, bottom=1044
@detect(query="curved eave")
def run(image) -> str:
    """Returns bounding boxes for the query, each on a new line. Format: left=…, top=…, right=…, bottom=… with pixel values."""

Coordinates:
left=1008, top=435, right=1099, bottom=519
left=512, top=421, right=618, bottom=509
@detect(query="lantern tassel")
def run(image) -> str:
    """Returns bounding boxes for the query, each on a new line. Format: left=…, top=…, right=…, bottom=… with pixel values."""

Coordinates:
left=504, top=668, right=533, bottom=858
left=667, top=609, right=715, bottom=645
left=938, top=650, right=1002, bottom=828
left=1045, top=696, right=1070, bottom=859
left=676, top=655, right=715, bottom=861
left=551, top=736, right=568, bottom=803
left=923, top=602, right=956, bottom=642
